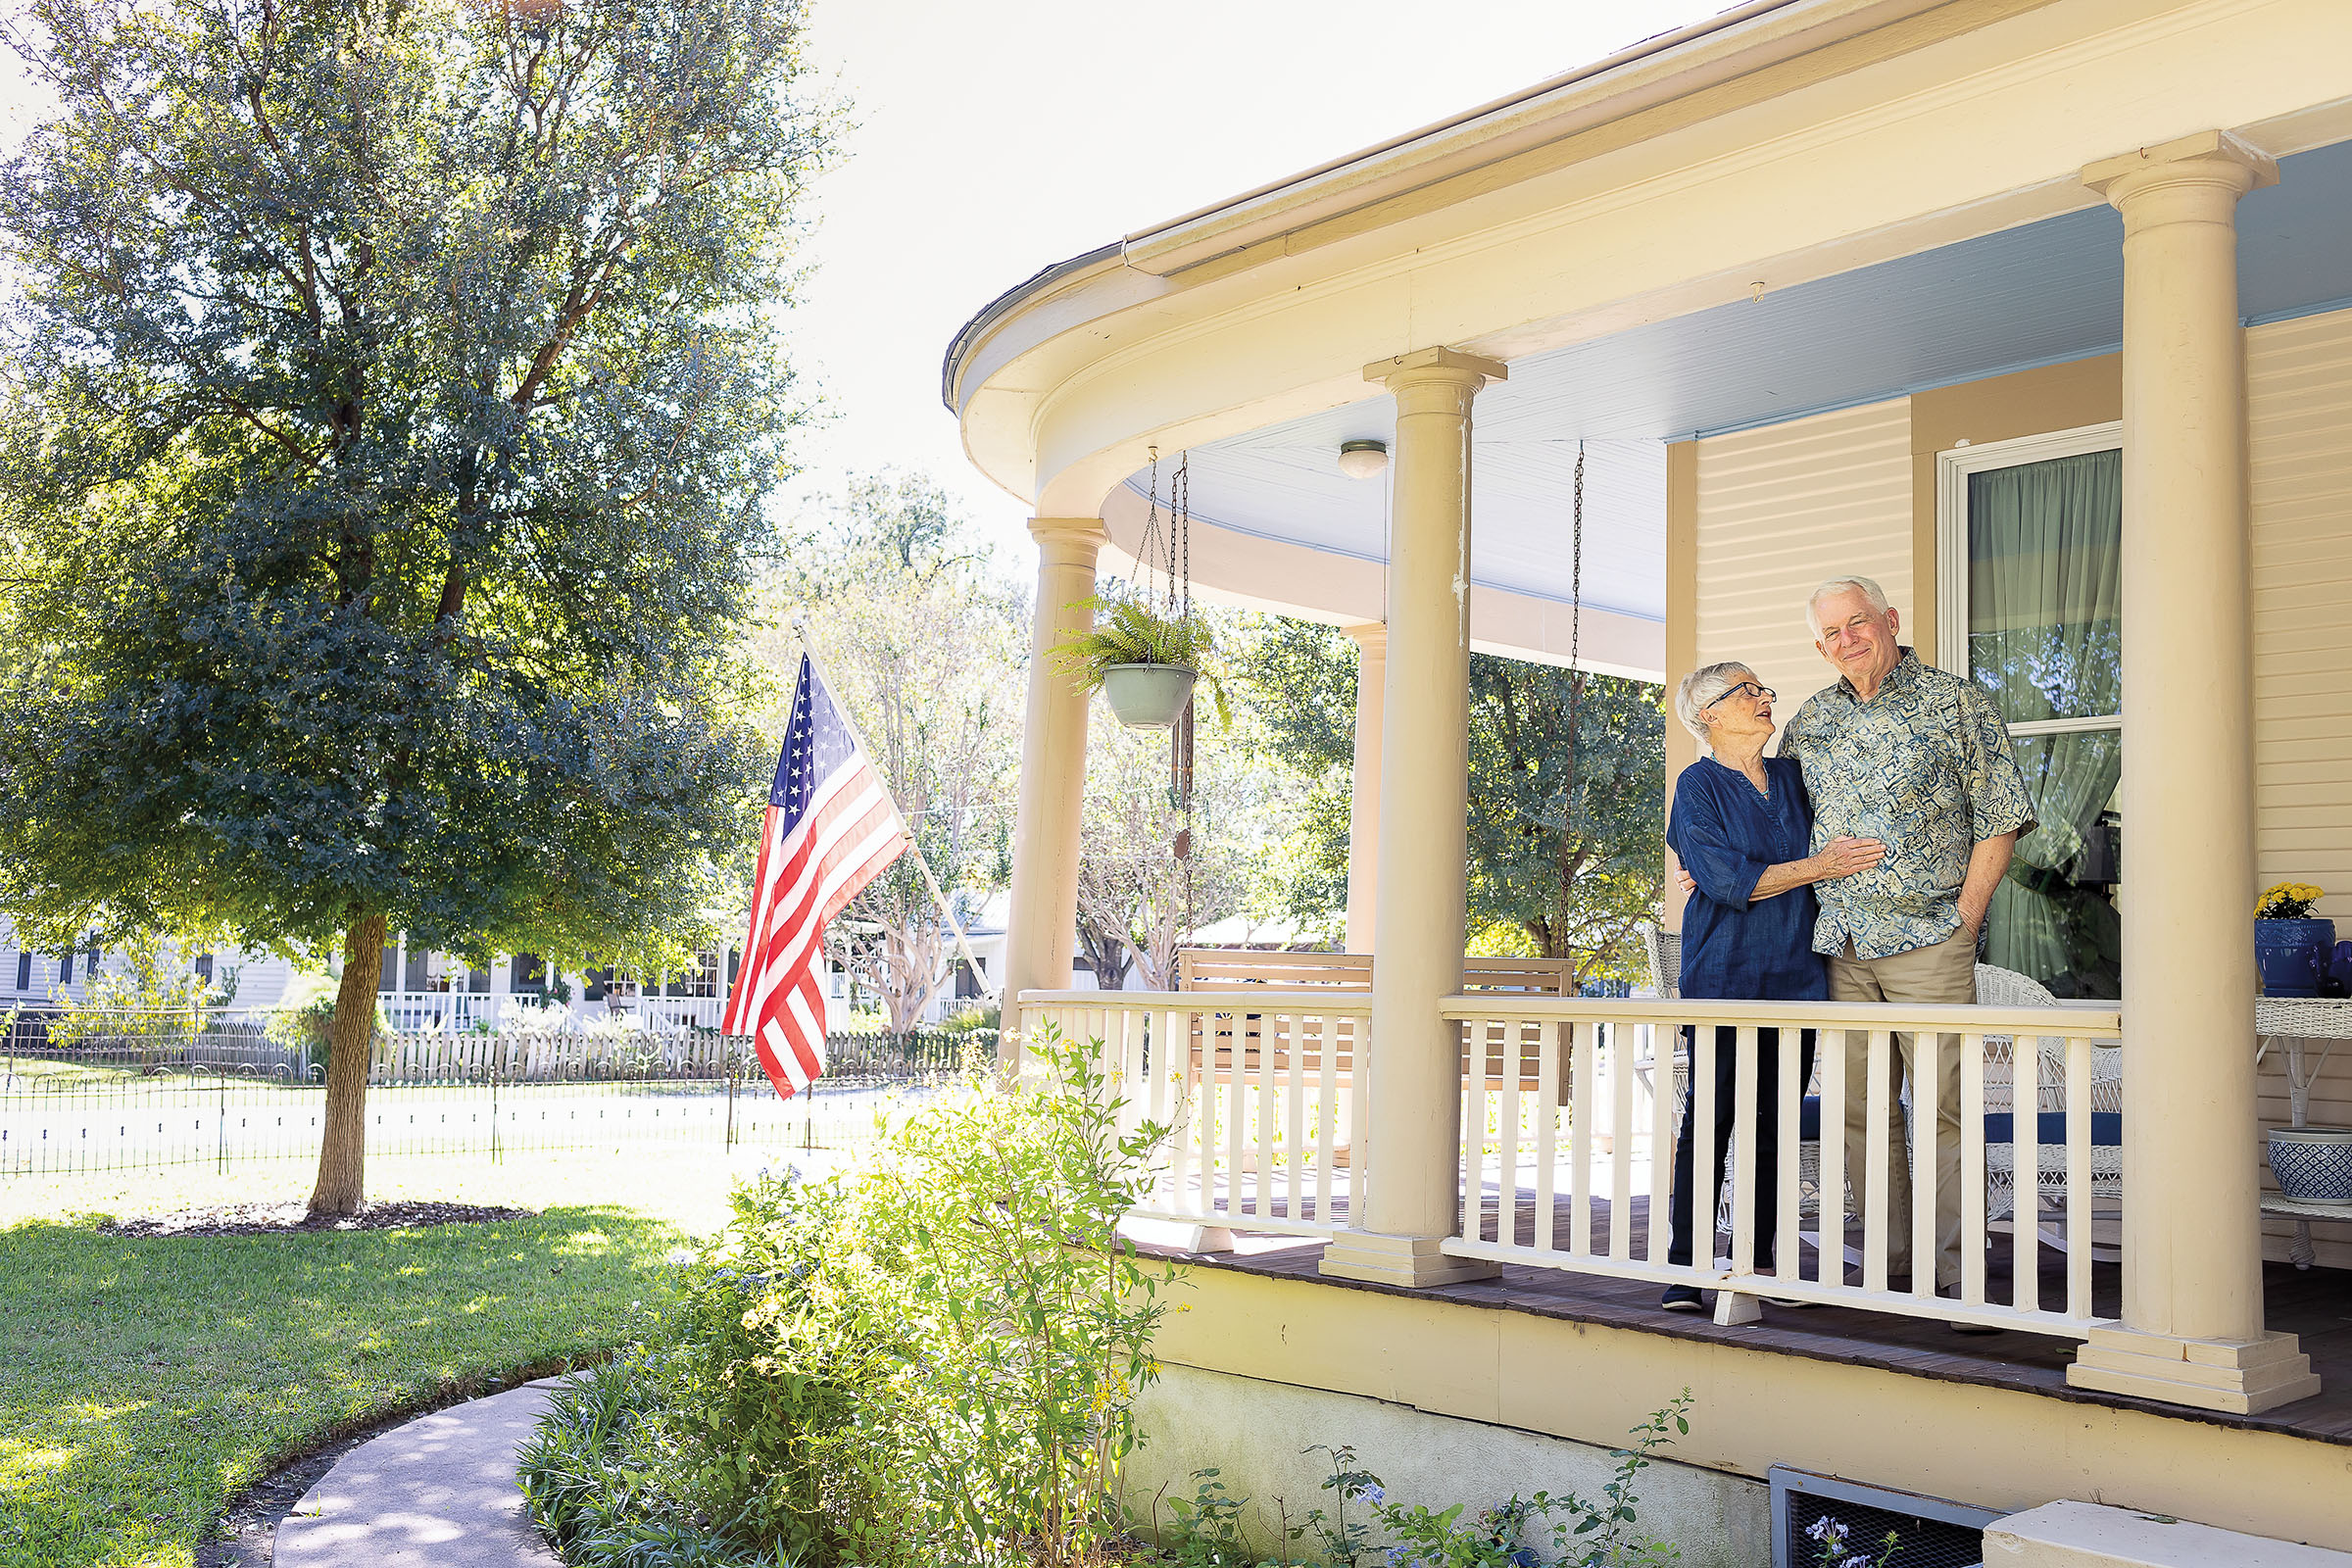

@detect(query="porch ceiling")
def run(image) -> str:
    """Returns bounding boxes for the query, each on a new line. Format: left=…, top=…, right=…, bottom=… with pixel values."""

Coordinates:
left=1131, top=136, right=2352, bottom=633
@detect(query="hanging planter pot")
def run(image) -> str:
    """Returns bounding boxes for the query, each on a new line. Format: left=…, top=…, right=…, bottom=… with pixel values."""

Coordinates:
left=1101, top=662, right=1196, bottom=728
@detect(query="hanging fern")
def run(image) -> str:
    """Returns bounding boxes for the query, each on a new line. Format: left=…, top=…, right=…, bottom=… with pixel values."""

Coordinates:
left=1054, top=598, right=1232, bottom=724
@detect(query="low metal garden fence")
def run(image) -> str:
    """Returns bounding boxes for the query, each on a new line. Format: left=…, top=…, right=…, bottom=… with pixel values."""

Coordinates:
left=0, top=1016, right=991, bottom=1178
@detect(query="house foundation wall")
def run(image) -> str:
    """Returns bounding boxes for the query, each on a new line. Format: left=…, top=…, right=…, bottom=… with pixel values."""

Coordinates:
left=1152, top=1261, right=2352, bottom=1552
left=1127, top=1362, right=1771, bottom=1568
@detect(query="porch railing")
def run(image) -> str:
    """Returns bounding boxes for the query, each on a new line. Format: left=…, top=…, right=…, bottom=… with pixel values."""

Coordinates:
left=1443, top=997, right=2125, bottom=1337
left=1025, top=986, right=2129, bottom=1341
left=1025, top=991, right=1371, bottom=1239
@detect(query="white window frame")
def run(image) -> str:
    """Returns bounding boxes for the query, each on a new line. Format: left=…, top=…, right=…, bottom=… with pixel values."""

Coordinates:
left=1934, top=420, right=2124, bottom=736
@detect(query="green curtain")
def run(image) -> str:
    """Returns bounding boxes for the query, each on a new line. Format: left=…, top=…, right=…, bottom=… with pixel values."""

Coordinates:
left=1967, top=451, right=2123, bottom=998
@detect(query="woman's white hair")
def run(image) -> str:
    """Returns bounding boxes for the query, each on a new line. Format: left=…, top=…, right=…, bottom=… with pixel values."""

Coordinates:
left=1805, top=575, right=1891, bottom=638
left=1673, top=662, right=1752, bottom=745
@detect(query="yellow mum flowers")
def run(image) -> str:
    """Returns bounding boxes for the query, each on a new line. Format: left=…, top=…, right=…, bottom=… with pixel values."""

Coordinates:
left=2257, top=882, right=2328, bottom=918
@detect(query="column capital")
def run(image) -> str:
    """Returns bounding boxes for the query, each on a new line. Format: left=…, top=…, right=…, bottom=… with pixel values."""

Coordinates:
left=1342, top=620, right=1389, bottom=656
left=2082, top=129, right=2278, bottom=209
left=1027, top=517, right=1108, bottom=561
left=1362, top=345, right=1508, bottom=390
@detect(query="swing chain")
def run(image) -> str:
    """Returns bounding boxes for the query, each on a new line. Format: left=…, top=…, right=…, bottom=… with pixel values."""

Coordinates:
left=1568, top=441, right=1587, bottom=831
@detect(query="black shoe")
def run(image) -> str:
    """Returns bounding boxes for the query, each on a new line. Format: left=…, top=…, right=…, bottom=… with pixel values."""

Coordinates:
left=1939, top=1284, right=2001, bottom=1334
left=1659, top=1284, right=1705, bottom=1313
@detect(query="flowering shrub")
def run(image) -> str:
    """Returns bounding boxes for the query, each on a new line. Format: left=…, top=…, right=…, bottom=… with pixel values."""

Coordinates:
left=1806, top=1516, right=1904, bottom=1567
left=2257, top=881, right=2327, bottom=919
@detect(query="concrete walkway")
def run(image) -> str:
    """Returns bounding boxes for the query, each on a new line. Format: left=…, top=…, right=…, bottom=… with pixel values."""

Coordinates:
left=271, top=1379, right=564, bottom=1566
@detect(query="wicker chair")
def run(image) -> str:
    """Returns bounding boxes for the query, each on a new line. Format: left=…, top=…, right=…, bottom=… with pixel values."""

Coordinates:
left=1977, top=962, right=2123, bottom=1226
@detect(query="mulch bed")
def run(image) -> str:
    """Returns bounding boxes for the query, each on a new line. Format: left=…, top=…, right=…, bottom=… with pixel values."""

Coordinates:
left=103, top=1200, right=535, bottom=1238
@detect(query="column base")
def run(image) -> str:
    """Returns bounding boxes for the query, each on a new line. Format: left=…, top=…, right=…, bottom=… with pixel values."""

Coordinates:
left=1318, top=1231, right=1501, bottom=1288
left=2067, top=1326, right=2321, bottom=1414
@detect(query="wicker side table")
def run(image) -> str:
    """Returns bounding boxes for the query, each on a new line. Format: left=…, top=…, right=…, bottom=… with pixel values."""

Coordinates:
left=2254, top=997, right=2352, bottom=1268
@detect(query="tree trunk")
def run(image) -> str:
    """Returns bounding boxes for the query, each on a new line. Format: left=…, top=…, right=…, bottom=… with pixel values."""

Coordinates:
left=308, top=910, right=387, bottom=1218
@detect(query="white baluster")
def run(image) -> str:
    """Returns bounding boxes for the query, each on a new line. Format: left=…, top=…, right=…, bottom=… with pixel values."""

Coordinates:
left=1571, top=1019, right=1598, bottom=1256
left=1961, top=1031, right=1987, bottom=1308
left=1316, top=1013, right=1339, bottom=1226
left=1913, top=1028, right=1940, bottom=1303
left=1819, top=1024, right=1847, bottom=1288
left=1222, top=1010, right=1245, bottom=1224
left=1610, top=1019, right=1635, bottom=1262
left=1497, top=1019, right=1524, bottom=1250
left=1863, top=1029, right=1892, bottom=1295
left=1646, top=1021, right=1673, bottom=1266
left=1775, top=1027, right=1801, bottom=1284
left=1286, top=1012, right=1306, bottom=1225
left=1460, top=1018, right=1483, bottom=1242
left=1730, top=1026, right=1759, bottom=1282
left=2066, top=1032, right=2093, bottom=1319
left=2015, top=1027, right=2044, bottom=1315
left=1689, top=1025, right=1716, bottom=1271
left=1536, top=1012, right=1561, bottom=1254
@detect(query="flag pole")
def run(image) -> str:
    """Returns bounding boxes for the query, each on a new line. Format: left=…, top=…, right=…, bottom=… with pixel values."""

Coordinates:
left=789, top=618, right=1002, bottom=1007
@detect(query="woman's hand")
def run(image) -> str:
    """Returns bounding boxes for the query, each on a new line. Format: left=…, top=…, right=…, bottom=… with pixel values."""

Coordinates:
left=1809, top=835, right=1887, bottom=880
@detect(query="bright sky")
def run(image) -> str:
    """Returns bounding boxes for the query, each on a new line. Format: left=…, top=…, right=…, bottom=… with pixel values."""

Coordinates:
left=784, top=0, right=1731, bottom=553
left=0, top=0, right=1734, bottom=553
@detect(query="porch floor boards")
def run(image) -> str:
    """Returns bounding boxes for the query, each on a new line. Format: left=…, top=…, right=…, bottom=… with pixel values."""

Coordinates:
left=1160, top=1195, right=2352, bottom=1446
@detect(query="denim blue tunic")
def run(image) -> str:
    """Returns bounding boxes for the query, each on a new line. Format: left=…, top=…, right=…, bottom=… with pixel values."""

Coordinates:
left=1666, top=756, right=1830, bottom=1002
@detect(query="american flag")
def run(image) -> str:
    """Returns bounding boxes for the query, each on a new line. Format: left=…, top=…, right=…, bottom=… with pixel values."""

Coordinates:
left=721, top=654, right=906, bottom=1100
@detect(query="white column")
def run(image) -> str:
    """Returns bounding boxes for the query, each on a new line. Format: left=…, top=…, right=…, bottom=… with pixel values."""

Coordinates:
left=1322, top=347, right=1505, bottom=1288
left=2066, top=131, right=2320, bottom=1414
left=1001, top=519, right=1106, bottom=1065
left=1344, top=621, right=1388, bottom=954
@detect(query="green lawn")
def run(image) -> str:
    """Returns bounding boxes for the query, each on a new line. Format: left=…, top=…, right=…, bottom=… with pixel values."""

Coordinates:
left=0, top=1150, right=783, bottom=1568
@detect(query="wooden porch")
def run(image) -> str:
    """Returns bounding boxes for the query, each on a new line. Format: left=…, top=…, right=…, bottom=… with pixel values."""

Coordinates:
left=1147, top=1215, right=2352, bottom=1447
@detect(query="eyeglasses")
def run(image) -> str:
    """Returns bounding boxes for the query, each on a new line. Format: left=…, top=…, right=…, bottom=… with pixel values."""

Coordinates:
left=1701, top=680, right=1774, bottom=710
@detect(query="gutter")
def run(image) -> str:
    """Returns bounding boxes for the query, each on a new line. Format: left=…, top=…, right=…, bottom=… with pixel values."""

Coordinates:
left=940, top=0, right=1967, bottom=409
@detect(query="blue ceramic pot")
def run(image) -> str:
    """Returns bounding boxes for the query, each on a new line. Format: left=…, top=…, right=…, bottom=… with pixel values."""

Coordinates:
left=2256, top=917, right=2336, bottom=998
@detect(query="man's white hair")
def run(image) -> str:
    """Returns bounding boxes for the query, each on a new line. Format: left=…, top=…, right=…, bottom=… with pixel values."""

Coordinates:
left=1673, top=662, right=1752, bottom=745
left=1806, top=575, right=1892, bottom=639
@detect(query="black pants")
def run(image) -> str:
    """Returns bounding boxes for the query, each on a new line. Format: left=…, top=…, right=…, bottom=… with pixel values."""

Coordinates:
left=1666, top=1025, right=1818, bottom=1269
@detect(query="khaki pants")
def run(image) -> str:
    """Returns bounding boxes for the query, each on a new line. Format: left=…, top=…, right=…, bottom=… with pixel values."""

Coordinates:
left=1830, top=928, right=1976, bottom=1290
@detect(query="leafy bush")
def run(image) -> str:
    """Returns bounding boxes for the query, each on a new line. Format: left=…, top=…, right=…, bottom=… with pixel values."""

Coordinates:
left=940, top=1000, right=1002, bottom=1034
left=523, top=1025, right=1175, bottom=1568
left=518, top=1356, right=793, bottom=1568
left=1147, top=1396, right=1695, bottom=1568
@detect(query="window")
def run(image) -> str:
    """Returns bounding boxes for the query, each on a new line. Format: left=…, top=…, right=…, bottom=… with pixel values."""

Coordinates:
left=194, top=954, right=214, bottom=985
left=511, top=954, right=547, bottom=994
left=1938, top=423, right=2122, bottom=999
left=669, top=952, right=721, bottom=998
left=12, top=952, right=27, bottom=991
left=58, top=952, right=73, bottom=986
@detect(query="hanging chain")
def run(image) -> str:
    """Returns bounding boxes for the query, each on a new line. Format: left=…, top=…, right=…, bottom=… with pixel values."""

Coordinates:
left=1567, top=441, right=1587, bottom=836
left=1138, top=447, right=1165, bottom=608
left=1173, top=452, right=1192, bottom=619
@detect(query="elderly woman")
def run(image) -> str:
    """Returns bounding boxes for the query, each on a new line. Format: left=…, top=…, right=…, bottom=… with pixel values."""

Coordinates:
left=1659, top=662, right=1885, bottom=1313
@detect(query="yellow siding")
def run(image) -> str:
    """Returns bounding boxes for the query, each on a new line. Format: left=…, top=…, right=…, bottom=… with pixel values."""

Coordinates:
left=2250, top=306, right=2352, bottom=923
left=1691, top=398, right=1914, bottom=736
left=2248, top=305, right=2352, bottom=1267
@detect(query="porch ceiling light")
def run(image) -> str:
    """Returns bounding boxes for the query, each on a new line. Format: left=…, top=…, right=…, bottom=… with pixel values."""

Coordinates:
left=1338, top=439, right=1389, bottom=479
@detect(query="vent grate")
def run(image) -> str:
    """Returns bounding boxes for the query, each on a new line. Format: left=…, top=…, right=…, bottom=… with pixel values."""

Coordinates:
left=1770, top=1465, right=1998, bottom=1568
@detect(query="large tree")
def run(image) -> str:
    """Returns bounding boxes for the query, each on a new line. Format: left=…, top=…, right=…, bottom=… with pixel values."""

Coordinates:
left=1235, top=616, right=1666, bottom=981
left=0, top=0, right=829, bottom=1212
left=760, top=474, right=1025, bottom=1033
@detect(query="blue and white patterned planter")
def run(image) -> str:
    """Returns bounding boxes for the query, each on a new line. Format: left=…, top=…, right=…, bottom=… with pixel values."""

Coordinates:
left=2267, top=1125, right=2352, bottom=1205
left=2256, top=917, right=2336, bottom=998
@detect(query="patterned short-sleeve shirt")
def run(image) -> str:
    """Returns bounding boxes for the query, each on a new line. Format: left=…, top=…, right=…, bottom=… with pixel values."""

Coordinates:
left=1779, top=649, right=2036, bottom=960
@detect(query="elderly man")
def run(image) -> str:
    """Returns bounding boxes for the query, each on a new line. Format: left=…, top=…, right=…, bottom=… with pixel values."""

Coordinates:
left=1779, top=576, right=2034, bottom=1312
